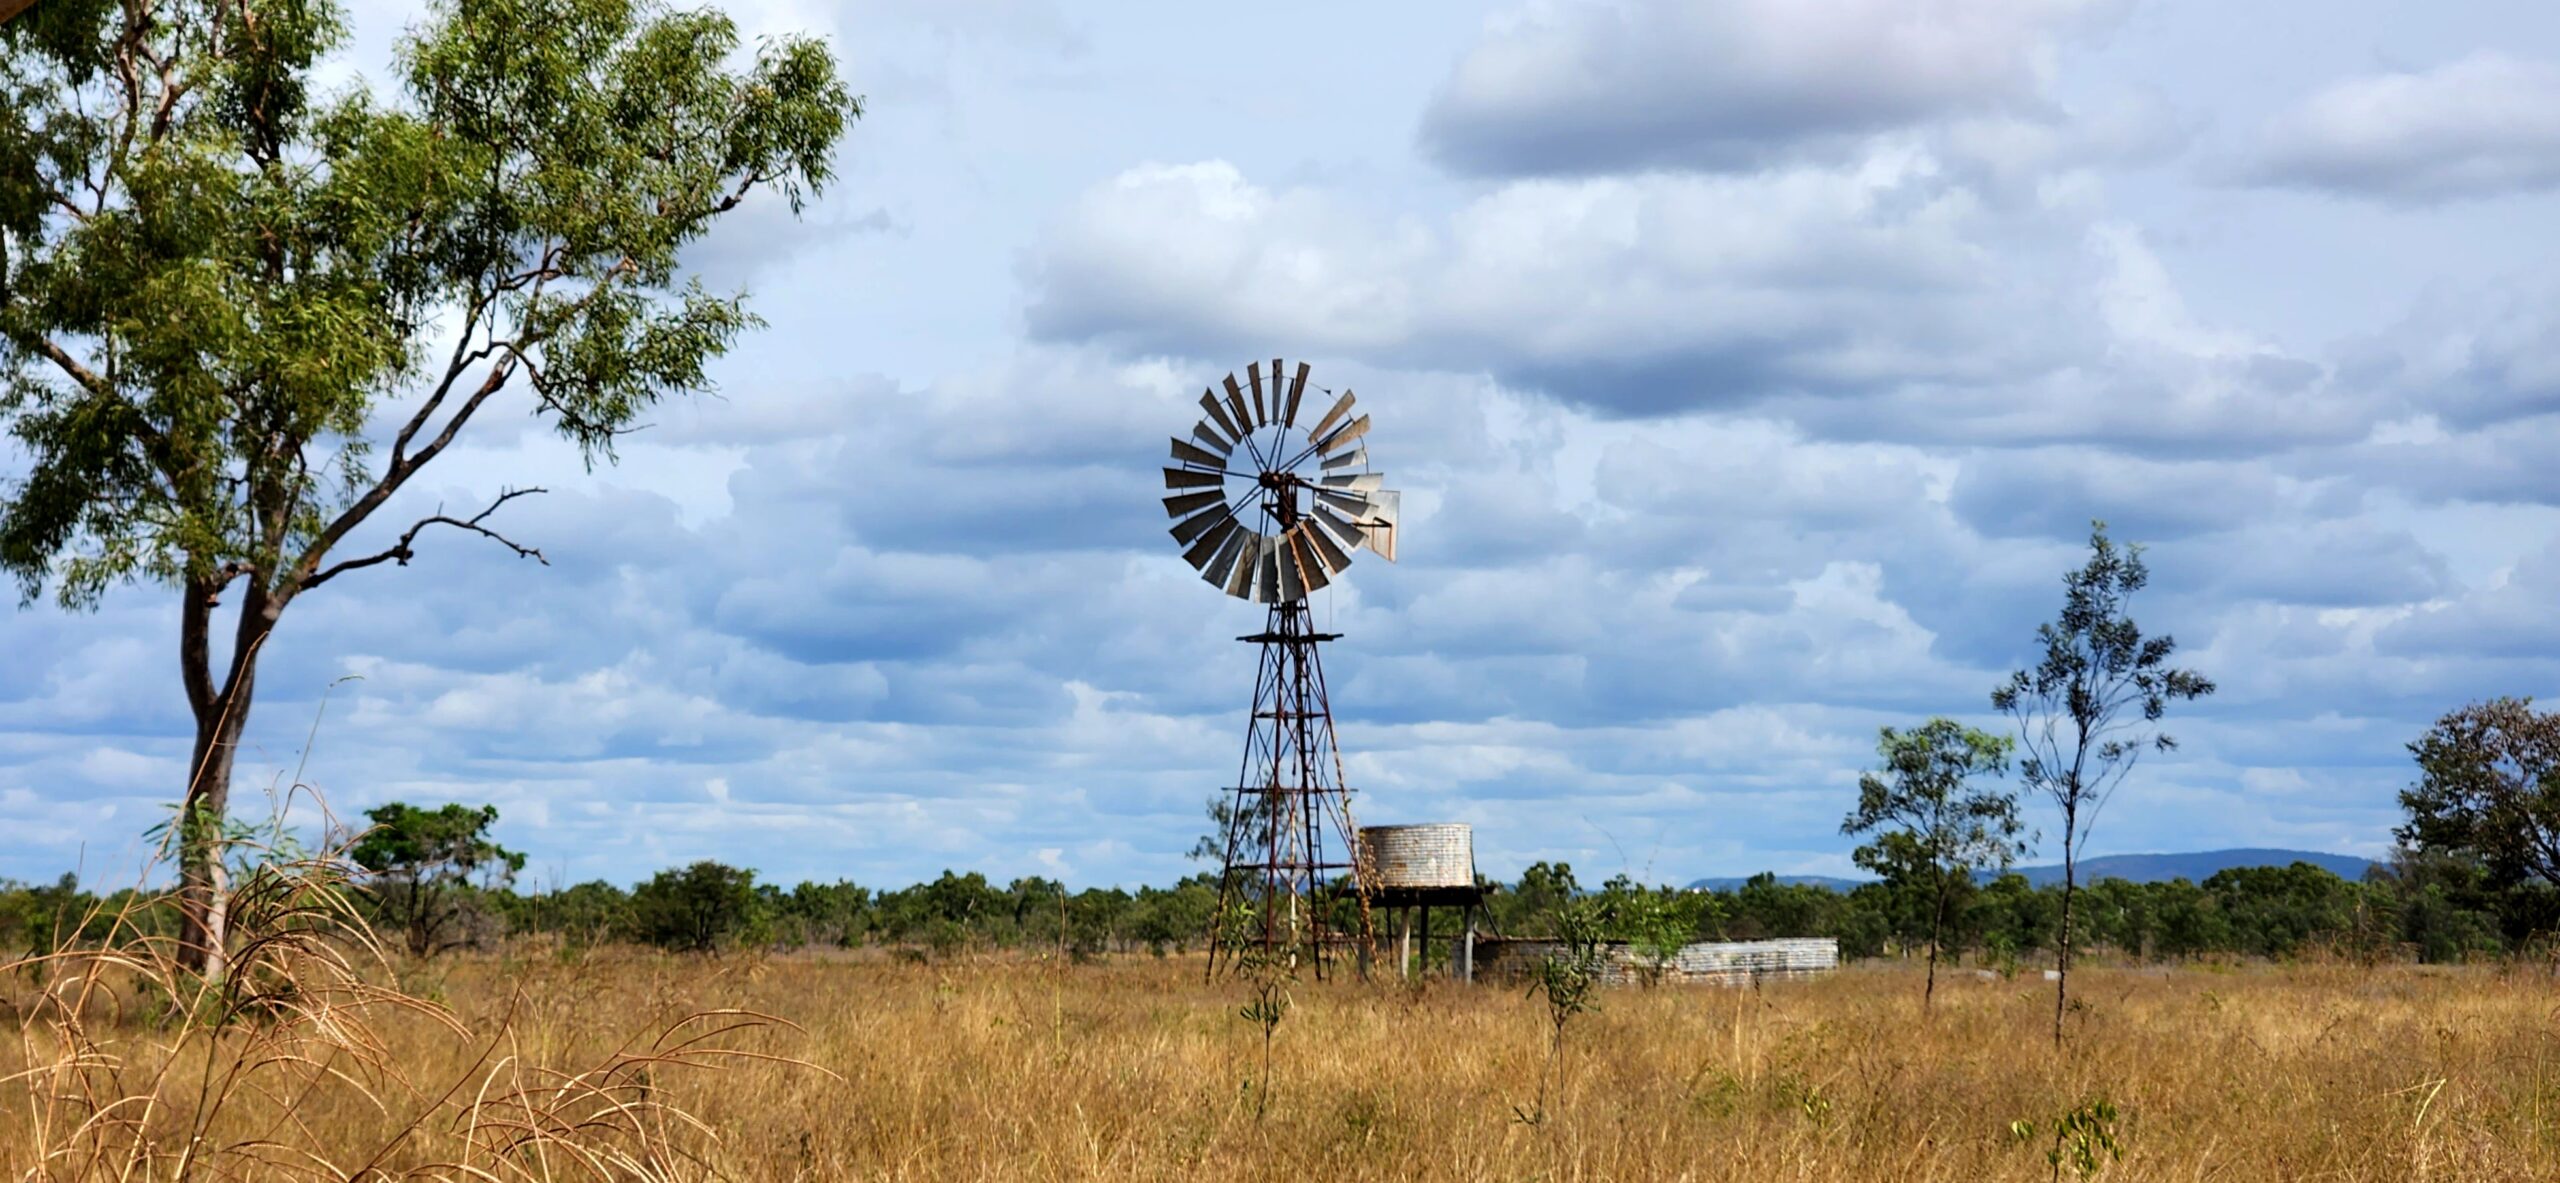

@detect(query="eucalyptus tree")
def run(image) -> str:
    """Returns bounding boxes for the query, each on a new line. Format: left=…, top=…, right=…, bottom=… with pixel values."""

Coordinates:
left=1993, top=522, right=2213, bottom=1043
left=346, top=800, right=523, bottom=958
left=2398, top=697, right=2560, bottom=887
left=0, top=0, right=855, bottom=974
left=1841, top=717, right=2023, bottom=1010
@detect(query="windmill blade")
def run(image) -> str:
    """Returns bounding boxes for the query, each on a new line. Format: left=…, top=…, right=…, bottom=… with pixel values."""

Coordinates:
left=1200, top=391, right=1242, bottom=442
left=1283, top=362, right=1310, bottom=426
left=1361, top=490, right=1400, bottom=563
left=1163, top=490, right=1224, bottom=519
left=1202, top=527, right=1249, bottom=589
left=1313, top=503, right=1366, bottom=551
left=1247, top=361, right=1267, bottom=427
left=1320, top=472, right=1384, bottom=493
left=1289, top=527, right=1330, bottom=593
left=1315, top=487, right=1373, bottom=517
left=1303, top=516, right=1354, bottom=574
left=1316, top=413, right=1370, bottom=455
left=1306, top=390, right=1355, bottom=442
left=1223, top=374, right=1255, bottom=431
left=1171, top=504, right=1233, bottom=546
left=1224, top=534, right=1260, bottom=599
left=1180, top=514, right=1239, bottom=568
left=1320, top=446, right=1367, bottom=471
left=1257, top=536, right=1282, bottom=602
left=1164, top=467, right=1223, bottom=490
left=1192, top=420, right=1234, bottom=455
left=1275, top=530, right=1305, bottom=602
left=1170, top=437, right=1227, bottom=470
left=1237, top=535, right=1266, bottom=603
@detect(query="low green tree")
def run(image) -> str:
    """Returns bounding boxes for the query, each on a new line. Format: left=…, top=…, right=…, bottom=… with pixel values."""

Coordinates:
left=629, top=860, right=759, bottom=952
left=1993, top=521, right=2214, bottom=1043
left=1841, top=718, right=2024, bottom=1009
left=347, top=801, right=524, bottom=957
left=2398, top=697, right=2560, bottom=887
left=1516, top=896, right=1604, bottom=1128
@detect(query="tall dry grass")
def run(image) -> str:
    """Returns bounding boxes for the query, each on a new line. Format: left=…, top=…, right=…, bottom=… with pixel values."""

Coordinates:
left=10, top=937, right=2559, bottom=1181
left=0, top=847, right=820, bottom=1182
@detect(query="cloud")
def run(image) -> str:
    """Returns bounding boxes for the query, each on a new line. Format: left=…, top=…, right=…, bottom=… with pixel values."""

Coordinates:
left=2233, top=53, right=2560, bottom=204
left=1417, top=0, right=2123, bottom=176
left=1028, top=158, right=2383, bottom=455
left=2379, top=536, right=2560, bottom=659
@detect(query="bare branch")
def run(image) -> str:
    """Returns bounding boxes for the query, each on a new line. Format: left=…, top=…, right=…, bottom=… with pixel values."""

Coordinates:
left=296, top=487, right=549, bottom=594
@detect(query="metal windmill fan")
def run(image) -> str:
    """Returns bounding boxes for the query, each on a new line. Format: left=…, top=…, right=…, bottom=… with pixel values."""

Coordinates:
left=1162, top=359, right=1399, bottom=601
left=1168, top=359, right=1392, bottom=978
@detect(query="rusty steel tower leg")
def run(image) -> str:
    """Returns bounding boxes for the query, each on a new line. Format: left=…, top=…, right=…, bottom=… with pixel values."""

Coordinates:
left=1204, top=595, right=1373, bottom=979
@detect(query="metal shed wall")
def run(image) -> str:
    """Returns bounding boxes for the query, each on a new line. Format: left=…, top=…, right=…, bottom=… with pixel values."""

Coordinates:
left=1472, top=937, right=1839, bottom=987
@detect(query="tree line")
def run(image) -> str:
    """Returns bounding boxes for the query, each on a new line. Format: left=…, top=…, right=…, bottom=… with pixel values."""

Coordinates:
left=2, top=840, right=2543, bottom=969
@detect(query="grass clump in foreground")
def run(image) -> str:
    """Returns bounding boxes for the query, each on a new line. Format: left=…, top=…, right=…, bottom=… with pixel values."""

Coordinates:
left=8, top=938, right=2559, bottom=1180
left=0, top=843, right=822, bottom=1182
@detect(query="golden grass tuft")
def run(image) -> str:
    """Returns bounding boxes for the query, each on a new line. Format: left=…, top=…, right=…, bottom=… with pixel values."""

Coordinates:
left=1, top=853, right=823, bottom=1182
left=11, top=941, right=2560, bottom=1180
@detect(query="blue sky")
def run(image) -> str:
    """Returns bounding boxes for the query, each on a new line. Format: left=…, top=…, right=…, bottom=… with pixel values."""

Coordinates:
left=6, top=0, right=2560, bottom=890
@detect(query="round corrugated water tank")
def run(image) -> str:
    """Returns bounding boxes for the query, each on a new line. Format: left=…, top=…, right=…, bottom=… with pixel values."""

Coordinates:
left=1360, top=824, right=1475, bottom=889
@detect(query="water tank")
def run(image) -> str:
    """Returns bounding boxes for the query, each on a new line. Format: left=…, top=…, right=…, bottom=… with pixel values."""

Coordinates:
left=1359, top=824, right=1475, bottom=890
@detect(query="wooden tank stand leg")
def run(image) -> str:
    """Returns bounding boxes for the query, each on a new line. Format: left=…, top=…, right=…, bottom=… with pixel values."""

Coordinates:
left=1462, top=905, right=1475, bottom=983
left=1399, top=907, right=1413, bottom=980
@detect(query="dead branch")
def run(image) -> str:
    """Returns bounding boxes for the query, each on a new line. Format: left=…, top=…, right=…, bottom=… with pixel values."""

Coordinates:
left=296, top=487, right=550, bottom=593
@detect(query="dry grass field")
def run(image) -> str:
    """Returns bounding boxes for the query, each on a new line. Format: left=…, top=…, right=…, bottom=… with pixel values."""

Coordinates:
left=10, top=939, right=2560, bottom=1182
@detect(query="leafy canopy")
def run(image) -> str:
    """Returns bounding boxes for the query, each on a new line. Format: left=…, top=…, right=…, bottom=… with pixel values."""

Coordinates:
left=0, top=0, right=853, bottom=608
left=348, top=801, right=523, bottom=884
left=1992, top=521, right=2216, bottom=836
left=1843, top=718, right=2024, bottom=888
left=2398, top=697, right=2560, bottom=888
left=347, top=800, right=524, bottom=956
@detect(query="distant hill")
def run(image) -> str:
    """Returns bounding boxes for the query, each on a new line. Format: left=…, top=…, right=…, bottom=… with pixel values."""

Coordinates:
left=2010, top=848, right=2380, bottom=887
left=1683, top=848, right=2380, bottom=893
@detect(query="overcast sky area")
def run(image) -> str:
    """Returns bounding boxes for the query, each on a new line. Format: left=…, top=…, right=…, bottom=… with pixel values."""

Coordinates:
left=7, top=0, right=2560, bottom=891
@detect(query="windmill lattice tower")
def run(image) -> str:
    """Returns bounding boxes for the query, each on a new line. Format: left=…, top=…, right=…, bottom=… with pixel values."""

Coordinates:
left=1161, top=359, right=1399, bottom=977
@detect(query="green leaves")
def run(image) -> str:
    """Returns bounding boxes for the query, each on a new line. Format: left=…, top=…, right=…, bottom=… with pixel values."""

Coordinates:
left=0, top=0, right=855, bottom=611
left=2398, top=697, right=2560, bottom=888
left=1843, top=718, right=2025, bottom=885
left=1993, top=521, right=2216, bottom=839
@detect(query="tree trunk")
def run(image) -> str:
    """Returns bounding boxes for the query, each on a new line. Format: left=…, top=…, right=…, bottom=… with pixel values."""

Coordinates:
left=175, top=577, right=274, bottom=979
left=177, top=685, right=252, bottom=977
left=1924, top=879, right=1948, bottom=1011
left=2052, top=810, right=2076, bottom=1046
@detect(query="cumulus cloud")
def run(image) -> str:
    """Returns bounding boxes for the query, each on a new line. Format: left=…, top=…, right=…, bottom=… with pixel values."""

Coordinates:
left=2234, top=53, right=2560, bottom=204
left=1417, top=0, right=2125, bottom=176
left=1027, top=157, right=2385, bottom=454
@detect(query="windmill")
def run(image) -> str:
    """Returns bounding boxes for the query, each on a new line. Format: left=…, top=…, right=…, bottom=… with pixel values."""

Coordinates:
left=1164, top=359, right=1398, bottom=976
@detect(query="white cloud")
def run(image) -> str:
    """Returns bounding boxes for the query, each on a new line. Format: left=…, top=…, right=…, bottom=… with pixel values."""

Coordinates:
left=1029, top=156, right=2382, bottom=455
left=2235, top=53, right=2560, bottom=204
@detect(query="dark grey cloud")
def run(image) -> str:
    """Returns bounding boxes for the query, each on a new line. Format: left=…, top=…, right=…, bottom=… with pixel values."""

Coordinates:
left=2232, top=53, right=2560, bottom=205
left=1949, top=449, right=2292, bottom=541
